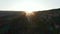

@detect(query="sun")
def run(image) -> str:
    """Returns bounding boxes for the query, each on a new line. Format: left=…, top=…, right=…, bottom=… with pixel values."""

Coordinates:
left=24, top=11, right=34, bottom=16
left=25, top=11, right=33, bottom=14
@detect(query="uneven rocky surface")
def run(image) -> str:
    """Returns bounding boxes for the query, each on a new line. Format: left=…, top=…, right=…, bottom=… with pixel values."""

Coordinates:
left=0, top=8, right=60, bottom=34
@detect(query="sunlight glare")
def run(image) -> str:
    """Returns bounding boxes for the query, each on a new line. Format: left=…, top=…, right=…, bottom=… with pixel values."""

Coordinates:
left=11, top=1, right=46, bottom=16
left=12, top=1, right=45, bottom=11
left=25, top=11, right=34, bottom=16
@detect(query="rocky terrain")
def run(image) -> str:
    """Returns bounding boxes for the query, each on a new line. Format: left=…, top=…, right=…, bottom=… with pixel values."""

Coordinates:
left=0, top=8, right=60, bottom=34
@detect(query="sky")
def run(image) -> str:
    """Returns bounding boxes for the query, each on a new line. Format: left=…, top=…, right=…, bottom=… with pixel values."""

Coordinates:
left=0, top=0, right=60, bottom=11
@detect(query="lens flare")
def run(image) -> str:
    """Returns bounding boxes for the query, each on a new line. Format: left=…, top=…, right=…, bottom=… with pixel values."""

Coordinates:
left=24, top=11, right=34, bottom=16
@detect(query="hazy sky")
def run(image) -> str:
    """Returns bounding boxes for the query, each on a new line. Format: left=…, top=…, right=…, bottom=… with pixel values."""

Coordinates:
left=0, top=0, right=60, bottom=11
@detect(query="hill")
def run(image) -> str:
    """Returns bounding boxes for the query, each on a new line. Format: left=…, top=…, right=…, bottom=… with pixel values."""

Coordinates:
left=0, top=8, right=60, bottom=34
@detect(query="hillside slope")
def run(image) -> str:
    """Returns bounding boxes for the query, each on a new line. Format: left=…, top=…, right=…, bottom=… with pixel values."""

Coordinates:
left=0, top=8, right=60, bottom=34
